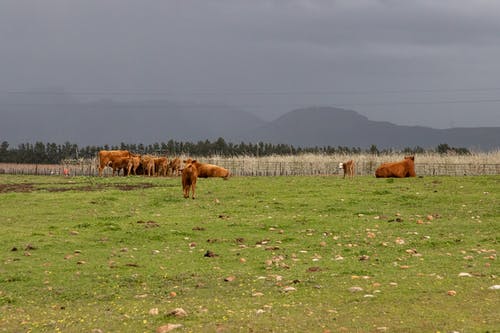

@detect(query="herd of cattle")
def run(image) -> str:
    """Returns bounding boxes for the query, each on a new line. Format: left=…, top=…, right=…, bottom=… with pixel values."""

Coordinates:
left=98, top=150, right=416, bottom=199
left=98, top=150, right=182, bottom=177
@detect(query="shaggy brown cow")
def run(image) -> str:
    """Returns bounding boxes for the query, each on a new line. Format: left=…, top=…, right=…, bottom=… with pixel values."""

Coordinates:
left=375, top=156, right=416, bottom=178
left=182, top=159, right=198, bottom=199
left=127, top=155, right=141, bottom=176
left=184, top=158, right=230, bottom=179
left=339, top=160, right=355, bottom=179
left=154, top=157, right=169, bottom=176
left=141, top=155, right=156, bottom=177
left=168, top=157, right=182, bottom=176
left=98, top=150, right=131, bottom=176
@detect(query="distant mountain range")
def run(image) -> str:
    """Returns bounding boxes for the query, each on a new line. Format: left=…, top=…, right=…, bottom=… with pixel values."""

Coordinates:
left=1, top=96, right=499, bottom=150
left=243, top=107, right=500, bottom=150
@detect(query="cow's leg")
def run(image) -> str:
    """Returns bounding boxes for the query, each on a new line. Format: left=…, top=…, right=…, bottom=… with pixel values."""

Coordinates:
left=191, top=182, right=196, bottom=199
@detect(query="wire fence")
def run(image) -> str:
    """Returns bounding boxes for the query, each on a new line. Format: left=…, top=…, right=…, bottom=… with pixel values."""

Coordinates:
left=1, top=161, right=499, bottom=177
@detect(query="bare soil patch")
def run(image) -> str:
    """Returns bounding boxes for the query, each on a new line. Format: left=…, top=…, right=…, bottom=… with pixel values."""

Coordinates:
left=0, top=182, right=156, bottom=193
left=0, top=183, right=36, bottom=193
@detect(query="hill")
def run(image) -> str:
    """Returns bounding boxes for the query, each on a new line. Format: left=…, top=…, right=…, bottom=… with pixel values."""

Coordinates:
left=244, top=107, right=500, bottom=150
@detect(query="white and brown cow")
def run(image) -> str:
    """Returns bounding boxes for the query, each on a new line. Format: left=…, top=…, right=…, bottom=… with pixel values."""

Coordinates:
left=339, top=160, right=355, bottom=179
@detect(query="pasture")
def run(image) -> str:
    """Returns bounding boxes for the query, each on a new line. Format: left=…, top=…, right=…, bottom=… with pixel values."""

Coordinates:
left=0, top=174, right=498, bottom=332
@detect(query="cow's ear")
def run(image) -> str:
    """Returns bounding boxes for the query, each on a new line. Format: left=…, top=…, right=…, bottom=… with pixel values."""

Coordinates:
left=192, top=160, right=197, bottom=163
left=183, top=160, right=187, bottom=163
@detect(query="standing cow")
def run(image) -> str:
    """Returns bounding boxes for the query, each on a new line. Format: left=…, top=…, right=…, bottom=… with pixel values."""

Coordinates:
left=98, top=150, right=131, bottom=176
left=168, top=157, right=182, bottom=176
left=110, top=156, right=131, bottom=176
left=127, top=155, right=142, bottom=176
left=339, top=160, right=355, bottom=179
left=181, top=159, right=230, bottom=199
left=375, top=156, right=416, bottom=178
left=154, top=157, right=169, bottom=177
left=182, top=159, right=199, bottom=199
left=141, top=155, right=156, bottom=177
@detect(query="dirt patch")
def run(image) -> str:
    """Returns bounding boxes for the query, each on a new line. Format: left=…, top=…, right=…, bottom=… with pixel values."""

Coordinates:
left=0, top=183, right=36, bottom=193
left=115, top=183, right=156, bottom=191
left=137, top=220, right=160, bottom=228
left=0, top=183, right=157, bottom=193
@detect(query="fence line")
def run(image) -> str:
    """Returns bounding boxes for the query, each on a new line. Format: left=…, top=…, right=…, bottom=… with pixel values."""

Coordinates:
left=1, top=162, right=499, bottom=177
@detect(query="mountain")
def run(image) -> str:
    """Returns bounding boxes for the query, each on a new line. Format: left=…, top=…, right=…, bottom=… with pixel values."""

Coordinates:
left=242, top=107, right=500, bottom=150
left=1, top=94, right=499, bottom=150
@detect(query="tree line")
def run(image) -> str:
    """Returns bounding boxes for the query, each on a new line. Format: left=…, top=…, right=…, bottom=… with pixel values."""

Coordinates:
left=0, top=139, right=470, bottom=164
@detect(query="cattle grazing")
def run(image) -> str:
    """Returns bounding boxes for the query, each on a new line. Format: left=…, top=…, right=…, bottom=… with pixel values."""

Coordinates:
left=375, top=156, right=416, bottom=178
left=98, top=150, right=131, bottom=176
left=110, top=156, right=131, bottom=176
left=168, top=157, right=182, bottom=176
left=184, top=159, right=230, bottom=179
left=141, top=155, right=156, bottom=177
left=339, top=160, right=355, bottom=179
left=127, top=155, right=141, bottom=176
left=154, top=157, right=169, bottom=176
left=182, top=159, right=198, bottom=199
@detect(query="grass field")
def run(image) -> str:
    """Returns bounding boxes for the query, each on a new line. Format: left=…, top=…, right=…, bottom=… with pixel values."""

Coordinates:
left=0, top=174, right=498, bottom=332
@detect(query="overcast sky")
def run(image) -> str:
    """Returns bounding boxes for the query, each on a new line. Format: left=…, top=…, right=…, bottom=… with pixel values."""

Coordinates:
left=1, top=0, right=500, bottom=128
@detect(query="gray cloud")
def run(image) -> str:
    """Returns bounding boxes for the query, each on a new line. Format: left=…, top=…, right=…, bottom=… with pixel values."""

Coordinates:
left=1, top=0, right=500, bottom=128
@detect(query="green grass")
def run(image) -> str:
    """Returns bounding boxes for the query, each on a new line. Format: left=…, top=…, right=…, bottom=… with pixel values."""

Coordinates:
left=0, top=174, right=498, bottom=332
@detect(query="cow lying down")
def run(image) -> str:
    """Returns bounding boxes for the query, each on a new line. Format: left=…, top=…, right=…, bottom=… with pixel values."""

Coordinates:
left=375, top=156, right=416, bottom=178
left=182, top=159, right=230, bottom=199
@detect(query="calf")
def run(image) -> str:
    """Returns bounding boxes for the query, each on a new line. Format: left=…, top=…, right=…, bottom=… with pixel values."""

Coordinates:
left=110, top=156, right=130, bottom=176
left=154, top=157, right=169, bottom=177
left=182, top=160, right=198, bottom=199
left=141, top=155, right=156, bottom=177
left=168, top=157, right=182, bottom=176
left=127, top=155, right=141, bottom=176
left=339, top=160, right=355, bottom=179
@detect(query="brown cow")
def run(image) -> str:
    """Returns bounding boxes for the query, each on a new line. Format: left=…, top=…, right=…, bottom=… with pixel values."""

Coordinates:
left=339, top=160, right=355, bottom=179
left=141, top=155, right=155, bottom=176
left=168, top=157, right=182, bottom=176
left=184, top=159, right=230, bottom=179
left=375, top=156, right=416, bottom=178
left=182, top=159, right=199, bottom=199
left=127, top=155, right=141, bottom=176
left=110, top=156, right=131, bottom=176
left=98, top=150, right=131, bottom=176
left=154, top=157, right=169, bottom=176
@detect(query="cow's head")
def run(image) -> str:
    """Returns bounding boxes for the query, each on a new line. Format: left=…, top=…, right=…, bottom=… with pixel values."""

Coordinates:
left=338, top=162, right=344, bottom=169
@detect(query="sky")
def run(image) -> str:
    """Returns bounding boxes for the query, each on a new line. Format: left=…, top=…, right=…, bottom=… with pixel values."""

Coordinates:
left=1, top=0, right=500, bottom=129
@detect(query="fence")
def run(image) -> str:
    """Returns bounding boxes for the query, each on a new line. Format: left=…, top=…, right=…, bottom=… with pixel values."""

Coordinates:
left=1, top=161, right=499, bottom=177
